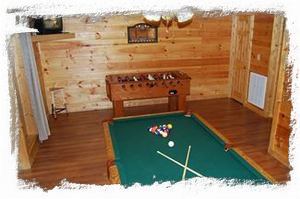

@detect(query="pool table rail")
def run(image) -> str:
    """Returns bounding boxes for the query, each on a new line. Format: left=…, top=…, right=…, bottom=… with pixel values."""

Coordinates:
left=102, top=111, right=276, bottom=184
left=102, top=111, right=186, bottom=184
left=193, top=113, right=277, bottom=184
left=103, top=121, right=121, bottom=184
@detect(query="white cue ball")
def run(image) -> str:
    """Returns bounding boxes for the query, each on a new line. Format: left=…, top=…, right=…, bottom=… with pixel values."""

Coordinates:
left=168, top=141, right=175, bottom=147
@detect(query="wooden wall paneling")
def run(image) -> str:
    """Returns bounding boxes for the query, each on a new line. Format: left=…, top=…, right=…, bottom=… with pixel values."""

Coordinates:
left=14, top=35, right=39, bottom=136
left=250, top=14, right=274, bottom=76
left=31, top=33, right=76, bottom=116
left=228, top=15, right=237, bottom=97
left=244, top=14, right=278, bottom=117
left=31, top=33, right=75, bottom=42
left=268, top=28, right=291, bottom=167
left=18, top=116, right=31, bottom=170
left=17, top=90, right=39, bottom=170
left=264, top=15, right=285, bottom=117
left=32, top=41, right=49, bottom=115
left=229, top=15, right=254, bottom=103
left=230, top=14, right=283, bottom=119
left=14, top=36, right=31, bottom=170
left=39, top=15, right=232, bottom=113
left=13, top=34, right=39, bottom=170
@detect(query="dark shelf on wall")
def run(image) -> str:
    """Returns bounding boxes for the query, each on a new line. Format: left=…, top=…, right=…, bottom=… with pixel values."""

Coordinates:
left=31, top=33, right=75, bottom=42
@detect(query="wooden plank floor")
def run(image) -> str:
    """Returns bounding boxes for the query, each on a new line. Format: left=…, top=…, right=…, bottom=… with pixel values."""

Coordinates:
left=19, top=98, right=290, bottom=189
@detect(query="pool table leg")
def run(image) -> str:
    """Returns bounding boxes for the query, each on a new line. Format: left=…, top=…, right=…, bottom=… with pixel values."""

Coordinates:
left=113, top=100, right=124, bottom=117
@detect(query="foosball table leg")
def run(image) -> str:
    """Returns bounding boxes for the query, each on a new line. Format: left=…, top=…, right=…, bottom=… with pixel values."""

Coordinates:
left=113, top=100, right=124, bottom=117
left=177, top=95, right=187, bottom=111
left=168, top=96, right=178, bottom=111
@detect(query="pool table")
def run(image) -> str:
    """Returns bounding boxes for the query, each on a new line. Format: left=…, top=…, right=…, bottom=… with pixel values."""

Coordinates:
left=103, top=112, right=270, bottom=186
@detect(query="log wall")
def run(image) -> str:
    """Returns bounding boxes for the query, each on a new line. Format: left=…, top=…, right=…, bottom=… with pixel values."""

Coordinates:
left=37, top=14, right=232, bottom=112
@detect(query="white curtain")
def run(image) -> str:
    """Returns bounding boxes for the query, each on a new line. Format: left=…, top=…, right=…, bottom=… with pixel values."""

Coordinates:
left=19, top=33, right=50, bottom=141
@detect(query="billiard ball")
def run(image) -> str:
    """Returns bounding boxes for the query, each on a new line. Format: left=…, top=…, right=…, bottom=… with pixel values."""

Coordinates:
left=161, top=131, right=168, bottom=137
left=168, top=141, right=174, bottom=147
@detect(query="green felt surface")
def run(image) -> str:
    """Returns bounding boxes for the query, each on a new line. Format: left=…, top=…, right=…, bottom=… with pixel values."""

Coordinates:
left=109, top=113, right=268, bottom=185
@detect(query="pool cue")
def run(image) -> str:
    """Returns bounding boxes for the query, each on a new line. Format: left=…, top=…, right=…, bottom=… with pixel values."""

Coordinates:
left=182, top=145, right=191, bottom=180
left=156, top=151, right=203, bottom=177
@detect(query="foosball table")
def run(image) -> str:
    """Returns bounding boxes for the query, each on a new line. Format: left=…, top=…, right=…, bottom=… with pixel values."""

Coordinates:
left=105, top=71, right=191, bottom=117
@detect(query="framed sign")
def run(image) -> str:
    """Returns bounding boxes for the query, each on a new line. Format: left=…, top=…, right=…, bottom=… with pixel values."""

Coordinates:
left=127, top=23, right=158, bottom=43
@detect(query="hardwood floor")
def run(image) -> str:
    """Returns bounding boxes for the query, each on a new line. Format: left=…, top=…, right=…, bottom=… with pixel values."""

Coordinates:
left=19, top=98, right=290, bottom=189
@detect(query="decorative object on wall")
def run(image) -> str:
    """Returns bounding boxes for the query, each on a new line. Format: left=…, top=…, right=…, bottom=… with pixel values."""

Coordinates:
left=127, top=23, right=158, bottom=43
left=143, top=7, right=194, bottom=32
left=29, top=16, right=63, bottom=35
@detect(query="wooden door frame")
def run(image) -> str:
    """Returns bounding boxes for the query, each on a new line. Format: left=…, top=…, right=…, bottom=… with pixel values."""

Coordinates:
left=228, top=14, right=254, bottom=104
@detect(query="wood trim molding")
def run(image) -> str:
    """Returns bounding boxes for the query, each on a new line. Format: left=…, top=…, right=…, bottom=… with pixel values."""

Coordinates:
left=268, top=26, right=290, bottom=167
left=243, top=15, right=255, bottom=104
left=102, top=121, right=121, bottom=184
left=228, top=15, right=238, bottom=97
left=31, top=33, right=75, bottom=43
left=229, top=15, right=254, bottom=103
left=19, top=120, right=31, bottom=170
left=31, top=42, right=49, bottom=115
left=264, top=15, right=285, bottom=118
